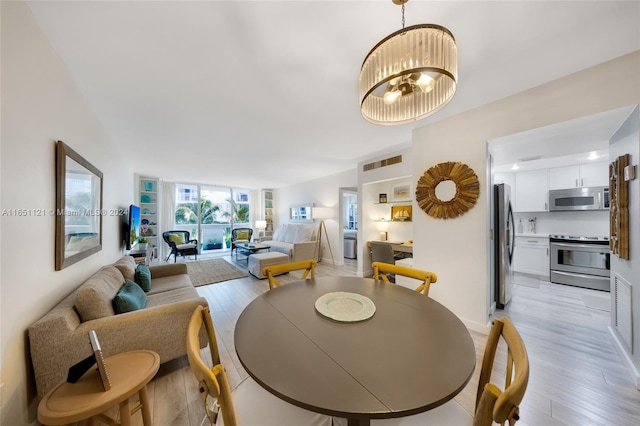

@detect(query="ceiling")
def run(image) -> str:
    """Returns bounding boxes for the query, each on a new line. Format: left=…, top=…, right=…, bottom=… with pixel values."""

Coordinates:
left=25, top=1, right=640, bottom=189
left=490, top=105, right=637, bottom=173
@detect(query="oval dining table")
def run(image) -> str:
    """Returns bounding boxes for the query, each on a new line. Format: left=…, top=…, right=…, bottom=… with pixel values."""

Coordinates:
left=234, top=276, right=476, bottom=426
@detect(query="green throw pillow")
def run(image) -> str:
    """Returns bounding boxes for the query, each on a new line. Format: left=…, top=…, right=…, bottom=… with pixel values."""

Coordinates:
left=112, top=280, right=148, bottom=314
left=135, top=264, right=152, bottom=292
left=168, top=233, right=185, bottom=245
left=236, top=230, right=249, bottom=240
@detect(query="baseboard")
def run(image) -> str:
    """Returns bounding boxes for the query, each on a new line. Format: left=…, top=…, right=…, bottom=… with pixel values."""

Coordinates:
left=319, top=256, right=343, bottom=266
left=608, top=326, right=640, bottom=389
left=461, top=318, right=491, bottom=335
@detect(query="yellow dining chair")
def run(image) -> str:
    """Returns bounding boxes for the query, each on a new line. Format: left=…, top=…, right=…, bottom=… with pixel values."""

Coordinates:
left=335, top=317, right=529, bottom=426
left=186, top=305, right=331, bottom=426
left=263, top=260, right=317, bottom=290
left=372, top=262, right=438, bottom=296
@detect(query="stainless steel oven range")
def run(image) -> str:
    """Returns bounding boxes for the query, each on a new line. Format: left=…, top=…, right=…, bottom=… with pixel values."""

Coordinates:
left=549, top=235, right=610, bottom=292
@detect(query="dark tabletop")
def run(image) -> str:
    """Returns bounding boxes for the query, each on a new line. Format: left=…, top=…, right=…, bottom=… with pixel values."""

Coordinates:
left=234, top=277, right=476, bottom=424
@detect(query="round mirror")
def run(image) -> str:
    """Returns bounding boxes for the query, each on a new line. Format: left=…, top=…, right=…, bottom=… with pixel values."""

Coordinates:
left=435, top=179, right=457, bottom=202
left=415, top=161, right=480, bottom=219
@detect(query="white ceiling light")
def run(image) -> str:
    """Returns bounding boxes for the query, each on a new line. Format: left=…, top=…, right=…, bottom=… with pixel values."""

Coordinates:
left=359, top=0, right=458, bottom=125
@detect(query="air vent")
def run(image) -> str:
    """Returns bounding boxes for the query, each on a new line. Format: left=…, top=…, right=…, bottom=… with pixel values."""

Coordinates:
left=363, top=155, right=403, bottom=172
left=614, top=273, right=632, bottom=350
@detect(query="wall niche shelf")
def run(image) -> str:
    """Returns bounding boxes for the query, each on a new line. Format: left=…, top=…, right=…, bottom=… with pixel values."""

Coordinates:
left=374, top=199, right=412, bottom=205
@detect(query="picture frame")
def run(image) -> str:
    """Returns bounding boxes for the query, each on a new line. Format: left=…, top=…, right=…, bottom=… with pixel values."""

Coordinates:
left=55, top=141, right=103, bottom=271
left=290, top=205, right=313, bottom=222
left=379, top=193, right=387, bottom=203
left=392, top=184, right=410, bottom=201
left=89, top=330, right=112, bottom=391
left=391, top=205, right=412, bottom=221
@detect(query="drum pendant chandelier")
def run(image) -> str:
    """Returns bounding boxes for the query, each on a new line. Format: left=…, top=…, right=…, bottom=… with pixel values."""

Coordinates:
left=359, top=0, right=457, bottom=125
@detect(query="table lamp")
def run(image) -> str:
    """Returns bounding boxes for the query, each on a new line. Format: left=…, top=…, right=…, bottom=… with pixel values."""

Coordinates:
left=377, top=220, right=389, bottom=241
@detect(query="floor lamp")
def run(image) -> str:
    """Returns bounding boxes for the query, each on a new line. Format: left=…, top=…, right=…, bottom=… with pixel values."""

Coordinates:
left=313, top=214, right=335, bottom=265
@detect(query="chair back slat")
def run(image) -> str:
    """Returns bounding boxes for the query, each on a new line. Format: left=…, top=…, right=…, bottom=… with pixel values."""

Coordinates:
left=263, top=260, right=316, bottom=289
left=186, top=305, right=230, bottom=425
left=213, top=364, right=238, bottom=426
left=474, top=317, right=530, bottom=426
left=372, top=262, right=437, bottom=296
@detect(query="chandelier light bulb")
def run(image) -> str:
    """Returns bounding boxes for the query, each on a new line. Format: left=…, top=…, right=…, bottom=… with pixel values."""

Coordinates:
left=383, top=89, right=402, bottom=105
left=416, top=73, right=435, bottom=93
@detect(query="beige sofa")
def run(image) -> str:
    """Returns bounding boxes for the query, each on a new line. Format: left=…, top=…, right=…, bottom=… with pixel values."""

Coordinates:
left=28, top=256, right=207, bottom=398
left=262, top=224, right=318, bottom=262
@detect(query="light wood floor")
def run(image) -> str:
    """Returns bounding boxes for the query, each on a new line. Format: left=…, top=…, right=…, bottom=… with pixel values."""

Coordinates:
left=84, top=255, right=640, bottom=426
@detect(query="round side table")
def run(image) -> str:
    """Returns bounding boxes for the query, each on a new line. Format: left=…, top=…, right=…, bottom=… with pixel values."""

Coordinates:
left=38, top=350, right=160, bottom=426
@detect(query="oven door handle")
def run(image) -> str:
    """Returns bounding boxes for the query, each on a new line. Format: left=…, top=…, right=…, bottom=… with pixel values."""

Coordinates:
left=552, top=242, right=609, bottom=250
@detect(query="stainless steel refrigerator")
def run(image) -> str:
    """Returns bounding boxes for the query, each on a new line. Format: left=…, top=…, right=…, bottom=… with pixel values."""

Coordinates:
left=494, top=183, right=515, bottom=309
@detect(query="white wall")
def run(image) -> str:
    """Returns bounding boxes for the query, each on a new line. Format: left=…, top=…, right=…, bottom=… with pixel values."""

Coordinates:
left=412, top=51, right=640, bottom=333
left=1, top=2, right=133, bottom=424
left=608, top=106, right=640, bottom=381
left=275, top=169, right=357, bottom=265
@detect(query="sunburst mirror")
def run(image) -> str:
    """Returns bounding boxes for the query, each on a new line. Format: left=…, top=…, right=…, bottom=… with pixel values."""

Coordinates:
left=416, top=162, right=479, bottom=219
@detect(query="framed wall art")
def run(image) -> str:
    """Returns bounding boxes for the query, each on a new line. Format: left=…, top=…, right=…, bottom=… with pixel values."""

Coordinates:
left=392, top=184, right=410, bottom=201
left=391, top=205, right=412, bottom=221
left=55, top=141, right=103, bottom=270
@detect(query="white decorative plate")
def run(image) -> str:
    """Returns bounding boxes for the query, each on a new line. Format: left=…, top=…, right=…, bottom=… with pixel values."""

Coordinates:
left=315, top=292, right=376, bottom=322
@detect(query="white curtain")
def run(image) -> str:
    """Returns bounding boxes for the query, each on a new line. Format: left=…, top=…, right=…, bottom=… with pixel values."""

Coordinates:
left=159, top=181, right=176, bottom=260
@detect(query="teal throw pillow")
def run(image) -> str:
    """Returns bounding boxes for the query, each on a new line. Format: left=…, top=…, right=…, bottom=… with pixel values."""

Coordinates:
left=112, top=280, right=148, bottom=314
left=135, top=264, right=152, bottom=292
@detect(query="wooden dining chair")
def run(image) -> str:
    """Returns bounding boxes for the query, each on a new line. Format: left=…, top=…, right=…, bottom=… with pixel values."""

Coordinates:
left=263, top=260, right=317, bottom=290
left=335, top=317, right=529, bottom=426
left=372, top=262, right=438, bottom=296
left=186, top=305, right=331, bottom=426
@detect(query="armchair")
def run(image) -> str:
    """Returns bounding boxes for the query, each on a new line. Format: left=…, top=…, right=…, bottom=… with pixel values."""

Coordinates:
left=162, top=230, right=198, bottom=263
left=231, top=227, right=253, bottom=257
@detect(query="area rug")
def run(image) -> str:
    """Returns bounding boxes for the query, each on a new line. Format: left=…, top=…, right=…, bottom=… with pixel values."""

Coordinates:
left=186, top=258, right=247, bottom=287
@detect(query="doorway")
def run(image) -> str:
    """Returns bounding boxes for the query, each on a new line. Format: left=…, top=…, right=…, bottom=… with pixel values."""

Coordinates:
left=339, top=187, right=358, bottom=260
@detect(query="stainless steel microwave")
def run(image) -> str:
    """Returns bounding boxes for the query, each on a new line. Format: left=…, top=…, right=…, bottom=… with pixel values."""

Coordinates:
left=548, top=186, right=609, bottom=211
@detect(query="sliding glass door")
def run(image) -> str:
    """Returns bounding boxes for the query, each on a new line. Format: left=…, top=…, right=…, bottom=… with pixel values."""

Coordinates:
left=200, top=186, right=231, bottom=252
left=173, top=184, right=252, bottom=253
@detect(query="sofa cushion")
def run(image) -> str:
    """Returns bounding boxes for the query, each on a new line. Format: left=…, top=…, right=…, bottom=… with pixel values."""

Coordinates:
left=114, top=256, right=136, bottom=282
left=146, top=286, right=200, bottom=307
left=112, top=280, right=148, bottom=314
left=147, top=274, right=193, bottom=295
left=74, top=267, right=124, bottom=321
left=272, top=225, right=286, bottom=242
left=285, top=224, right=297, bottom=243
left=135, top=264, right=152, bottom=292
left=294, top=225, right=314, bottom=243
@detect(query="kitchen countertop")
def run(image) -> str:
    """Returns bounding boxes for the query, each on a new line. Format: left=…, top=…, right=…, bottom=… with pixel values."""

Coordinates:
left=515, top=233, right=549, bottom=238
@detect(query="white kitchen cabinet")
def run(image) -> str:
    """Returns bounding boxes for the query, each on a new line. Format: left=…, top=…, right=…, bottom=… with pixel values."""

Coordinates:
left=549, top=162, right=608, bottom=189
left=579, top=161, right=609, bottom=187
left=513, top=236, right=549, bottom=277
left=515, top=169, right=548, bottom=212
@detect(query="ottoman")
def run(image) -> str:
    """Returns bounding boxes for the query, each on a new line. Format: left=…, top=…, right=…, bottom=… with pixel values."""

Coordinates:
left=248, top=252, right=289, bottom=279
